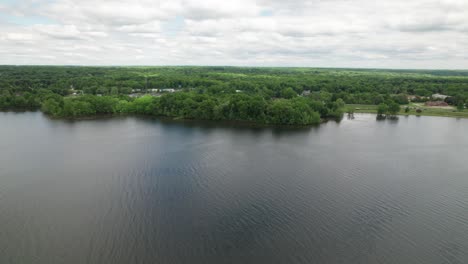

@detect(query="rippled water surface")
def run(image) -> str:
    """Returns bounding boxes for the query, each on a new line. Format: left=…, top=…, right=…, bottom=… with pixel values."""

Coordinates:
left=1, top=112, right=467, bottom=264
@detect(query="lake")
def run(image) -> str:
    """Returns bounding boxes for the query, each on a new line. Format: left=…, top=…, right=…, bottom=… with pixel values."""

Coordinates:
left=0, top=112, right=467, bottom=264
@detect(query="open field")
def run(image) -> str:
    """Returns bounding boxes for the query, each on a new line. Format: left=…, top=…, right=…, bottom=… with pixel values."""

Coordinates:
left=346, top=104, right=468, bottom=118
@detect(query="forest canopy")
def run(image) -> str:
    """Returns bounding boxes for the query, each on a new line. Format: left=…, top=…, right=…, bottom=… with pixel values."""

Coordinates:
left=1, top=66, right=468, bottom=125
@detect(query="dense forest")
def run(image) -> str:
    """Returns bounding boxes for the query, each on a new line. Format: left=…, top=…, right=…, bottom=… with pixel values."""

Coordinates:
left=1, top=66, right=468, bottom=125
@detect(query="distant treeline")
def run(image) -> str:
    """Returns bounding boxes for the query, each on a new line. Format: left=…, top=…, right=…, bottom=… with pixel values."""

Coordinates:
left=2, top=66, right=468, bottom=124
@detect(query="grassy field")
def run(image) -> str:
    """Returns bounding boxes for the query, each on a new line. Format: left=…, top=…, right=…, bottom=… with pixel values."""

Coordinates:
left=346, top=104, right=468, bottom=118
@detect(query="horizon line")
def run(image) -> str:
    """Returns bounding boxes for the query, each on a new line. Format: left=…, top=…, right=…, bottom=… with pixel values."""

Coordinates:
left=1, top=65, right=467, bottom=71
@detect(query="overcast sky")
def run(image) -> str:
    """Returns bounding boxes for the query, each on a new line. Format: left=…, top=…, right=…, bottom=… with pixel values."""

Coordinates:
left=1, top=0, right=467, bottom=68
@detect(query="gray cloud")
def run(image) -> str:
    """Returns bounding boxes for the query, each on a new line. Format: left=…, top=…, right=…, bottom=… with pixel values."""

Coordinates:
left=0, top=0, right=467, bottom=68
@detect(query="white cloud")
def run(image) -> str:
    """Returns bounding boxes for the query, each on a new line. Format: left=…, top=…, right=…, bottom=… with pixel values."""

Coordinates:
left=117, top=21, right=162, bottom=33
left=181, top=0, right=261, bottom=20
left=2, top=32, right=35, bottom=41
left=0, top=0, right=468, bottom=68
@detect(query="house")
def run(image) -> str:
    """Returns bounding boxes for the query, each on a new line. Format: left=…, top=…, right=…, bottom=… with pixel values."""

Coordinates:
left=301, top=90, right=311, bottom=96
left=160, top=89, right=175, bottom=93
left=432, top=93, right=449, bottom=100
left=425, top=101, right=449, bottom=107
left=72, top=90, right=83, bottom=96
left=132, top=89, right=142, bottom=93
left=150, top=89, right=159, bottom=93
left=69, top=87, right=82, bottom=96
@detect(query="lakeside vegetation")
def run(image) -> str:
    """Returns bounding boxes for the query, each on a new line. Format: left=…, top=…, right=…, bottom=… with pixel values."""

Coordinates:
left=2, top=66, right=468, bottom=124
left=347, top=103, right=468, bottom=118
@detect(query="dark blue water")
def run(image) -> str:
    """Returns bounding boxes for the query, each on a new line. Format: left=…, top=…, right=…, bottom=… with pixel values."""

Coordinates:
left=0, top=112, right=467, bottom=263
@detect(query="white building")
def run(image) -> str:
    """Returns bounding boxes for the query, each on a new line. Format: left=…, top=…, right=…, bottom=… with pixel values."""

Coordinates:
left=432, top=93, right=449, bottom=100
left=160, top=89, right=175, bottom=93
left=301, top=90, right=311, bottom=96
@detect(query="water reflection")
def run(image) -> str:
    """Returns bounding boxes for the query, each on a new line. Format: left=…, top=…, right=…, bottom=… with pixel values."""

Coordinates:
left=0, top=112, right=467, bottom=264
left=376, top=115, right=399, bottom=123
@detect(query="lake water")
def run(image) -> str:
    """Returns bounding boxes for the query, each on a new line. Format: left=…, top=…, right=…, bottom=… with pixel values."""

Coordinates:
left=0, top=112, right=467, bottom=264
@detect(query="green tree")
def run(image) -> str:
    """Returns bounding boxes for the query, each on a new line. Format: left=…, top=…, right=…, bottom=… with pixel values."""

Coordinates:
left=115, top=100, right=130, bottom=113
left=335, top=98, right=345, bottom=109
left=266, top=99, right=320, bottom=125
left=388, top=102, right=401, bottom=116
left=377, top=103, right=388, bottom=116
left=195, top=99, right=216, bottom=120
left=110, top=87, right=119, bottom=95
left=74, top=101, right=96, bottom=116
left=62, top=100, right=75, bottom=117
left=267, top=100, right=296, bottom=124
left=129, top=96, right=154, bottom=114
left=41, top=99, right=62, bottom=116
left=281, top=87, right=297, bottom=99
left=392, top=94, right=409, bottom=105
left=96, top=87, right=109, bottom=95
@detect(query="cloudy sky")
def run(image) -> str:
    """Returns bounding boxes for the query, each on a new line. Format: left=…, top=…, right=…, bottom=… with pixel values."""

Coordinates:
left=1, top=0, right=468, bottom=68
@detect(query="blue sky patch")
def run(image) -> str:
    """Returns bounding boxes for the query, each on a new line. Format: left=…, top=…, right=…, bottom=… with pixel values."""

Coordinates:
left=0, top=13, right=55, bottom=25
left=260, top=10, right=273, bottom=17
left=162, top=16, right=185, bottom=36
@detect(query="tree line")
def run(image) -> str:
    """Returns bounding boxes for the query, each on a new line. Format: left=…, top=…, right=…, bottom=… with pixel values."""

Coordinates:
left=2, top=66, right=468, bottom=124
left=39, top=92, right=346, bottom=125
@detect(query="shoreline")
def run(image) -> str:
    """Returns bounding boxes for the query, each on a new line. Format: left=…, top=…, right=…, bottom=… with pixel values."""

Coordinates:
left=0, top=110, right=328, bottom=128
left=3, top=108, right=468, bottom=127
left=347, top=104, right=468, bottom=119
